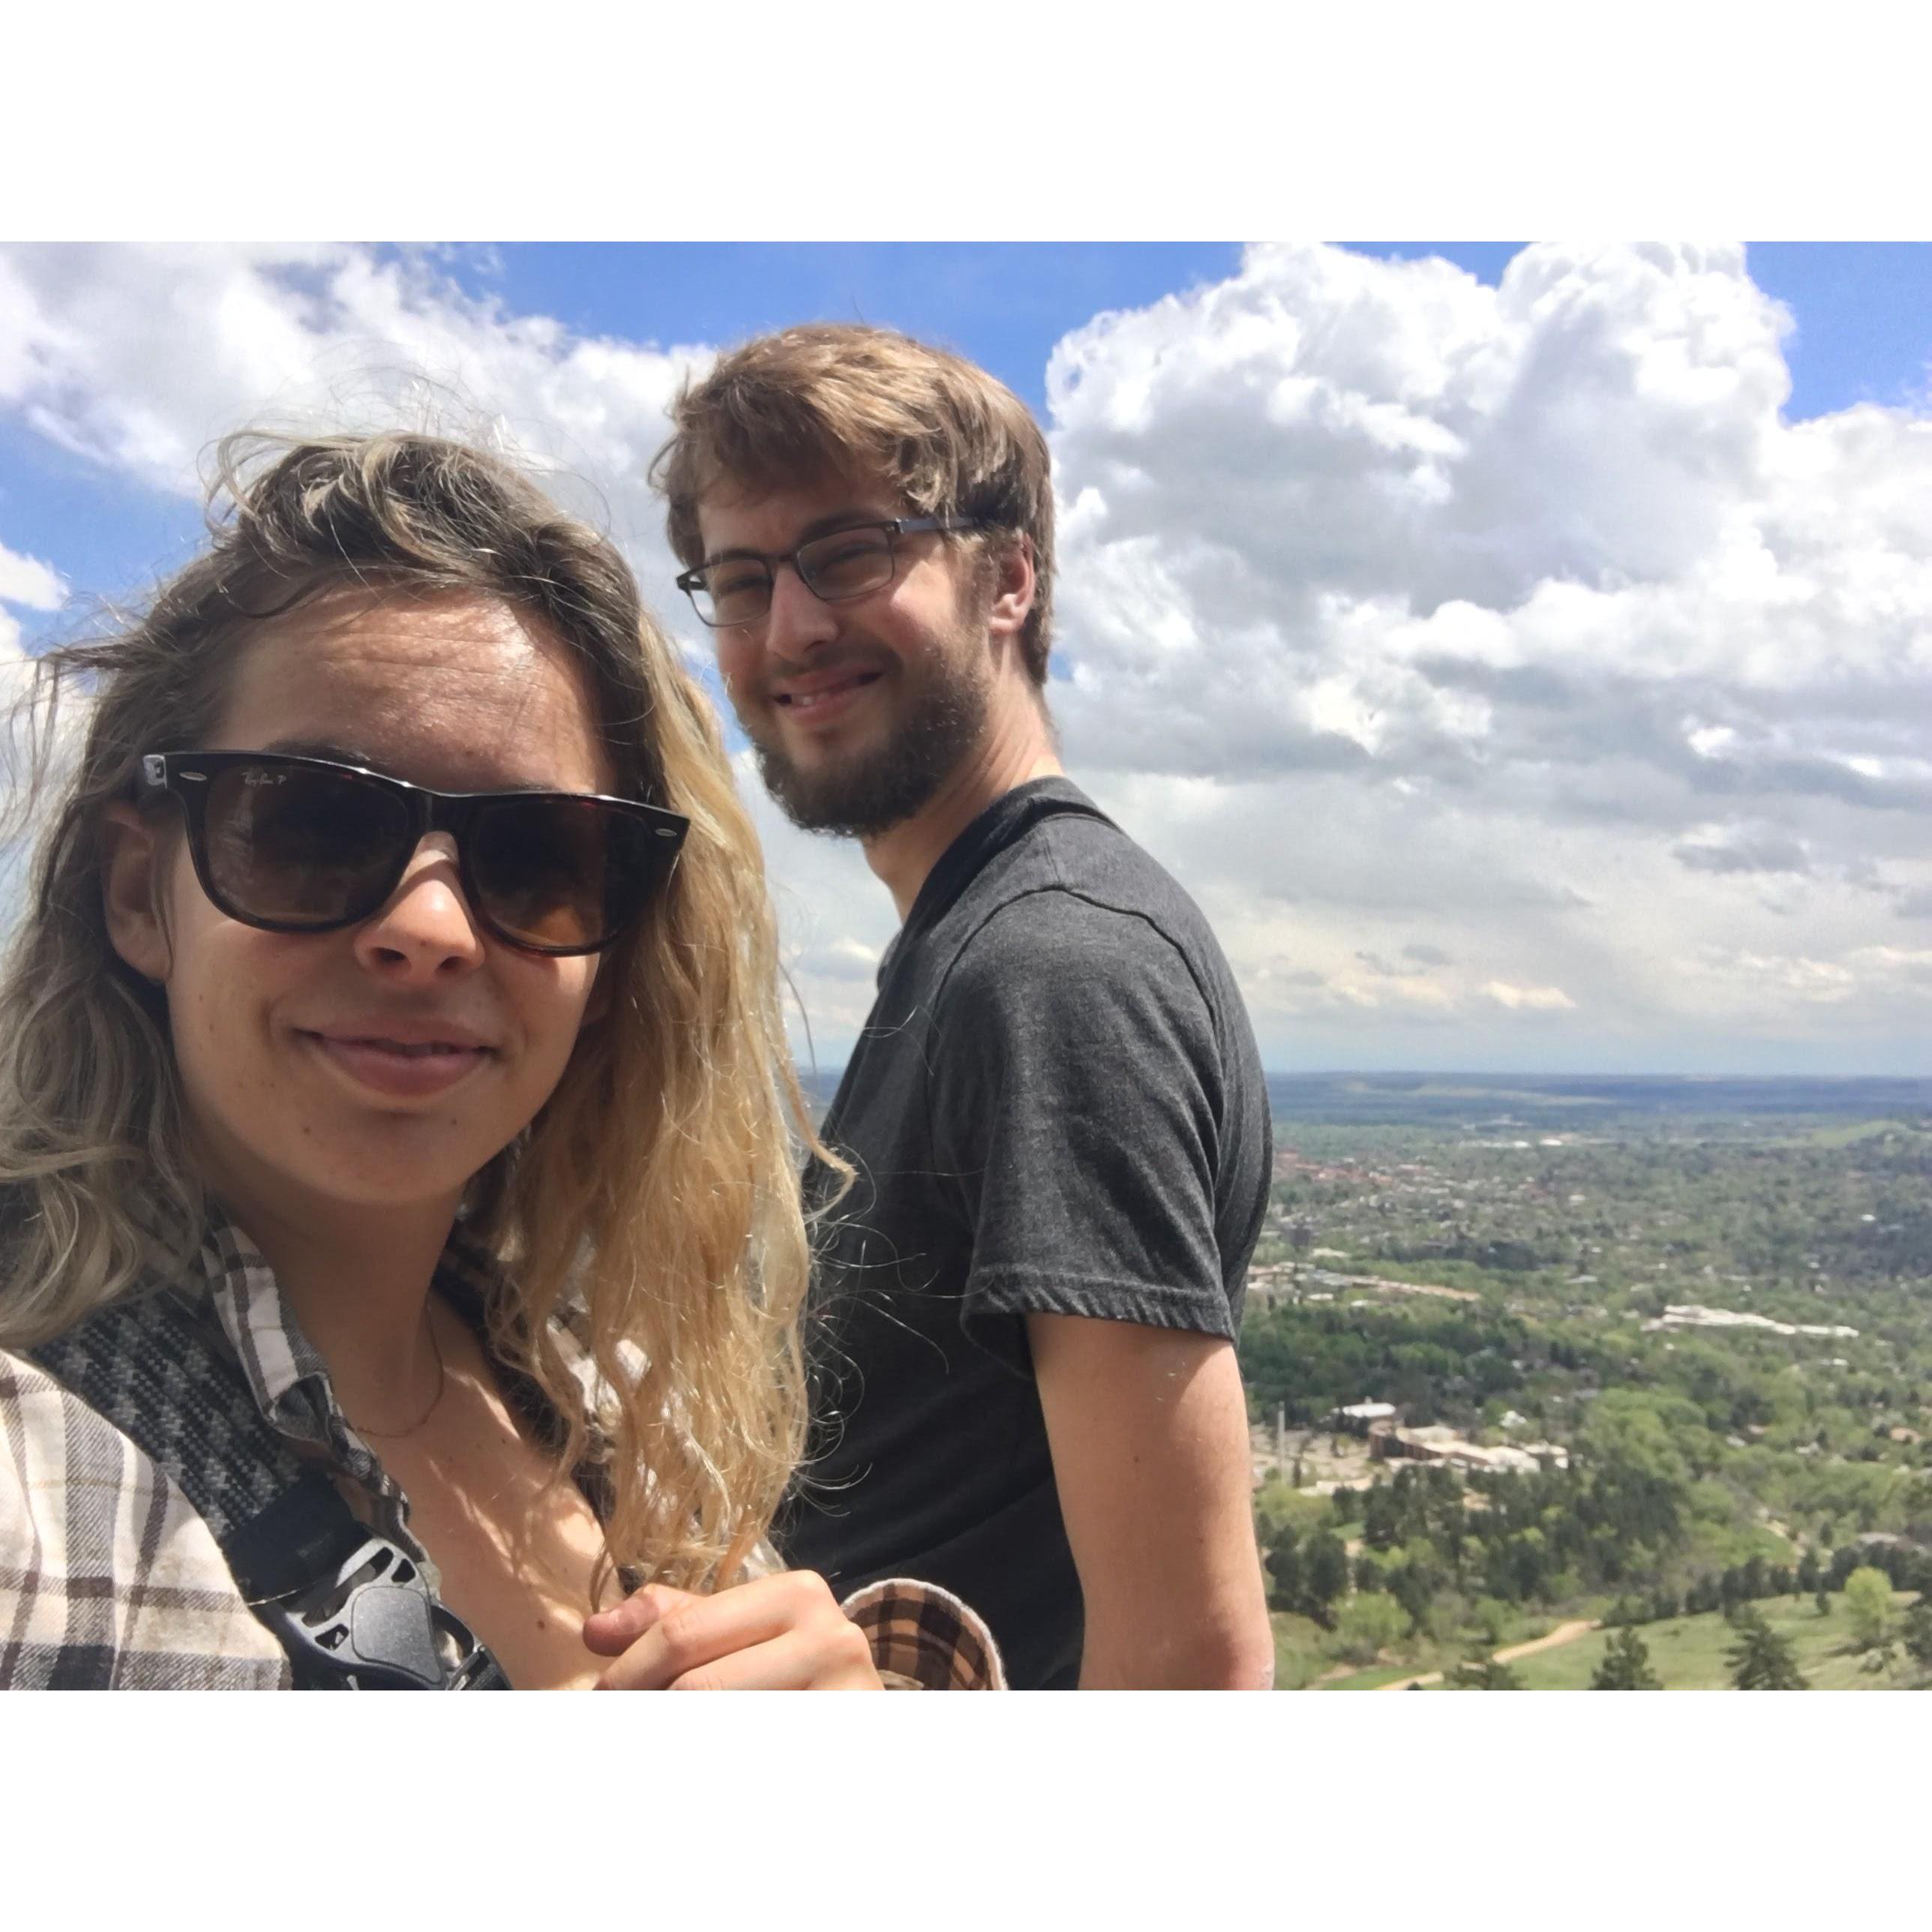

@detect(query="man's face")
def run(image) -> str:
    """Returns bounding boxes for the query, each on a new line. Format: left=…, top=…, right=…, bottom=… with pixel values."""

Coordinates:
left=695, top=475, right=997, bottom=839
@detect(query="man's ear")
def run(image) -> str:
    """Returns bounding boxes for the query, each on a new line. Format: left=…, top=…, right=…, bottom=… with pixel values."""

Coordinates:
left=99, top=802, right=174, bottom=984
left=984, top=534, right=1037, bottom=646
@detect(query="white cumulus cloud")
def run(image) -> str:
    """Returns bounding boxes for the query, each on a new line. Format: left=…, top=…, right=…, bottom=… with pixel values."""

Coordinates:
left=4, top=241, right=1930, bottom=1072
left=0, top=542, right=65, bottom=614
left=1042, top=242, right=1932, bottom=1070
left=0, top=242, right=710, bottom=586
left=1484, top=982, right=1578, bottom=1012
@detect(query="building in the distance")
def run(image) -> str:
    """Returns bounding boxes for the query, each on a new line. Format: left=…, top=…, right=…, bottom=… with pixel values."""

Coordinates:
left=1370, top=1420, right=1569, bottom=1474
left=1329, top=1400, right=1399, bottom=1436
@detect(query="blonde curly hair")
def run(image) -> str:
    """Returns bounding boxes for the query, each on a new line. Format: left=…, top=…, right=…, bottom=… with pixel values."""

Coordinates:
left=0, top=430, right=818, bottom=1592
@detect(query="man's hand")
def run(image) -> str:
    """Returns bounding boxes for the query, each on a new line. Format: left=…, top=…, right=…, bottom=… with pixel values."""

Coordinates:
left=583, top=1570, right=884, bottom=1690
left=1028, top=1314, right=1274, bottom=1690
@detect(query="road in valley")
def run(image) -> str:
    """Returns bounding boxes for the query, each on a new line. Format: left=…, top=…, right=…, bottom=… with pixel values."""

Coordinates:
left=1374, top=1617, right=1600, bottom=1691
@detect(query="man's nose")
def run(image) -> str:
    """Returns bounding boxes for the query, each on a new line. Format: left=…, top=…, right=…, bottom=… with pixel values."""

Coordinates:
left=760, top=560, right=840, bottom=658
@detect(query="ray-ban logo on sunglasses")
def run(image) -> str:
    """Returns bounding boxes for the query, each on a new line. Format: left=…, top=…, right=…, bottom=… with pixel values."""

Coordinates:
left=241, top=768, right=288, bottom=787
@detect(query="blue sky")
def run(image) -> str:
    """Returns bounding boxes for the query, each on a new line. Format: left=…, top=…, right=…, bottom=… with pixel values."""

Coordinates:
left=468, top=240, right=1932, bottom=422
left=458, top=240, right=1932, bottom=422
left=8, top=242, right=1930, bottom=632
left=2, top=242, right=1929, bottom=1074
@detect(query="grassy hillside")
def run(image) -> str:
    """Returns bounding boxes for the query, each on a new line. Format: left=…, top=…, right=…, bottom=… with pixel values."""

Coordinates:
left=1276, top=1591, right=1925, bottom=1690
left=1498, top=1592, right=1924, bottom=1690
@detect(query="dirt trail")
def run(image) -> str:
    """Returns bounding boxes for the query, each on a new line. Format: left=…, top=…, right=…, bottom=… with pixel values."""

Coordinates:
left=1496, top=1616, right=1600, bottom=1661
left=1375, top=1617, right=1600, bottom=1691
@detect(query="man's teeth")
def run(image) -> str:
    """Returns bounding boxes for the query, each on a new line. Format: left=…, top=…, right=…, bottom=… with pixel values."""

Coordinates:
left=782, top=677, right=871, bottom=710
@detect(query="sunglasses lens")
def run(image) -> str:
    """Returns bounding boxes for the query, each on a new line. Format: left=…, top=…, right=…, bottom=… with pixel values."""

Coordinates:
left=203, top=762, right=409, bottom=927
left=470, top=797, right=668, bottom=952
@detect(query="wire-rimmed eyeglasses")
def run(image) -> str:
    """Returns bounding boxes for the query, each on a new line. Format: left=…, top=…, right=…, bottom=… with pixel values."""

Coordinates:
left=676, top=515, right=983, bottom=628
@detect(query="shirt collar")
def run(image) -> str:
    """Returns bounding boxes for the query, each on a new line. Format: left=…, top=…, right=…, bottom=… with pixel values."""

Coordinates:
left=184, top=1216, right=339, bottom=1442
left=177, top=1209, right=601, bottom=1450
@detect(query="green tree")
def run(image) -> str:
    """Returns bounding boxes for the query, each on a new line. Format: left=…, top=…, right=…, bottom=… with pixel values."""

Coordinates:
left=1590, top=1626, right=1662, bottom=1690
left=1449, top=1648, right=1523, bottom=1690
left=1264, top=1527, right=1302, bottom=1613
left=1332, top=1590, right=1409, bottom=1665
left=1814, top=1588, right=1831, bottom=1618
left=1391, top=1558, right=1436, bottom=1630
left=1301, top=1531, right=1349, bottom=1627
left=1844, top=1566, right=1894, bottom=1649
left=1361, top=1484, right=1402, bottom=1552
left=1577, top=1389, right=1696, bottom=1486
left=1725, top=1606, right=1808, bottom=1690
left=1251, top=1476, right=1308, bottom=1546
left=1900, top=1598, right=1932, bottom=1671
left=1471, top=1595, right=1513, bottom=1646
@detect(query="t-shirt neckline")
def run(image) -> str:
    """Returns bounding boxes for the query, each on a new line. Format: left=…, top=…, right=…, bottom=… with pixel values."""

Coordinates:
left=885, top=778, right=1110, bottom=980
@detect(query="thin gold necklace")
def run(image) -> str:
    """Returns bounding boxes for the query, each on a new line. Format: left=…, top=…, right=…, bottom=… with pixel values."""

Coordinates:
left=344, top=1312, right=448, bottom=1441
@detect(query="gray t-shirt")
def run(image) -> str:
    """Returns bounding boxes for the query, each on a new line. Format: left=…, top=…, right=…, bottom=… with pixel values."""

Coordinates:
left=775, top=778, right=1271, bottom=1688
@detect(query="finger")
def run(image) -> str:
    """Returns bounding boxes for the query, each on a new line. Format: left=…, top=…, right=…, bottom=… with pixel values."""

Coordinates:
left=666, top=1597, right=881, bottom=1690
left=685, top=1638, right=881, bottom=1690
left=581, top=1582, right=690, bottom=1657
left=668, top=1630, right=858, bottom=1692
left=594, top=1574, right=833, bottom=1690
left=596, top=1582, right=800, bottom=1690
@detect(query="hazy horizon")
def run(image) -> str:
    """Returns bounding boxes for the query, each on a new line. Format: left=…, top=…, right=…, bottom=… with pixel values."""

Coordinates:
left=800, top=1066, right=1932, bottom=1095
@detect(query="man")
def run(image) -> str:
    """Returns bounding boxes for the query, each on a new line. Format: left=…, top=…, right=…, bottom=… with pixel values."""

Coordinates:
left=652, top=324, right=1274, bottom=1688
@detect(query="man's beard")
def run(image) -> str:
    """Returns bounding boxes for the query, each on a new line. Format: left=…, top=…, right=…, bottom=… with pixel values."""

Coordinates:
left=742, top=630, right=993, bottom=841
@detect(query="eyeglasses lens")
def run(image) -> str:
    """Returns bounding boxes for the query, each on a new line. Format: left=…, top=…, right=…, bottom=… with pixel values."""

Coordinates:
left=470, top=797, right=660, bottom=952
left=697, top=526, right=896, bottom=626
left=205, top=764, right=408, bottom=927
left=797, top=527, right=894, bottom=601
left=700, top=561, right=771, bottom=628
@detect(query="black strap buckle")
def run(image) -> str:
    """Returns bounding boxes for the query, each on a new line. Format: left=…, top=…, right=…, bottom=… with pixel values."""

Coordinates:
left=254, top=1533, right=506, bottom=1690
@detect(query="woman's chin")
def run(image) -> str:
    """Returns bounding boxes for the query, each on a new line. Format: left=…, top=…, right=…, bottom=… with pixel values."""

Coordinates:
left=193, top=1118, right=508, bottom=1228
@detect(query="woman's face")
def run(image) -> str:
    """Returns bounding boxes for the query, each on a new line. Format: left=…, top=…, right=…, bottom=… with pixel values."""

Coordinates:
left=106, top=590, right=616, bottom=1234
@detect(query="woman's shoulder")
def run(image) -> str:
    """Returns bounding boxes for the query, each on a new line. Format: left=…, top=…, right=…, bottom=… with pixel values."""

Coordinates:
left=0, top=1346, right=289, bottom=1689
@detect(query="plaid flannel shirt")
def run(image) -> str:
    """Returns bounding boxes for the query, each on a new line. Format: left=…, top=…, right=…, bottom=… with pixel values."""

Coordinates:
left=1, top=1222, right=1002, bottom=1690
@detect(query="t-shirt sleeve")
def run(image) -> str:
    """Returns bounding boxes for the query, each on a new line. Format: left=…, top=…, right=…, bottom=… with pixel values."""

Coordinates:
left=927, top=889, right=1236, bottom=1368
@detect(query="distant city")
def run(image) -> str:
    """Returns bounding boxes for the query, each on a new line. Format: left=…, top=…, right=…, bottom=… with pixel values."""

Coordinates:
left=806, top=1066, right=1932, bottom=1690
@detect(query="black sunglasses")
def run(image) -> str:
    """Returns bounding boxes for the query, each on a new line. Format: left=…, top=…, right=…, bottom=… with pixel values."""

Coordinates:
left=139, top=751, right=688, bottom=958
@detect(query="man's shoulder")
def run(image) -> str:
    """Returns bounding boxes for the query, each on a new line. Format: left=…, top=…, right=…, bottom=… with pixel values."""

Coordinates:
left=937, top=812, right=1225, bottom=1009
left=943, top=877, right=1190, bottom=998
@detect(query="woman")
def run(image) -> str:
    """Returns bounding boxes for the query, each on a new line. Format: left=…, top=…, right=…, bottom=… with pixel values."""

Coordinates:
left=0, top=430, right=999, bottom=1690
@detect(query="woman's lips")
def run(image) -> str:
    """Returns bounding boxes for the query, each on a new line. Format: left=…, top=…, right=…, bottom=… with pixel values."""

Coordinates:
left=304, top=1032, right=493, bottom=1099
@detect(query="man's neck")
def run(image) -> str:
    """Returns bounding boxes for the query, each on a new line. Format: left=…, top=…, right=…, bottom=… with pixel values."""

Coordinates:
left=862, top=698, right=1064, bottom=922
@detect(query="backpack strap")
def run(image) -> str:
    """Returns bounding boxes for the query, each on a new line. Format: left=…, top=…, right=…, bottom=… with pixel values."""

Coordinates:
left=29, top=1288, right=508, bottom=1690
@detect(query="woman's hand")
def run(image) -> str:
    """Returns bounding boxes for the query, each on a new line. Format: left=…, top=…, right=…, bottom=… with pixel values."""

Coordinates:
left=582, top=1569, right=884, bottom=1689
